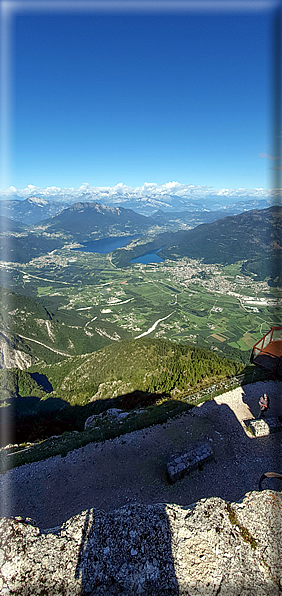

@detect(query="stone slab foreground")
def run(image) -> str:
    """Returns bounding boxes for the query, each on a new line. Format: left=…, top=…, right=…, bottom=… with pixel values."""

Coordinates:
left=244, top=417, right=282, bottom=437
left=1, top=491, right=281, bottom=595
left=167, top=442, right=214, bottom=483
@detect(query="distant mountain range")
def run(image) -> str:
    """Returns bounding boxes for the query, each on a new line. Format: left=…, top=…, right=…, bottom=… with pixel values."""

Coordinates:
left=0, top=197, right=68, bottom=224
left=0, top=196, right=259, bottom=229
left=0, top=182, right=272, bottom=218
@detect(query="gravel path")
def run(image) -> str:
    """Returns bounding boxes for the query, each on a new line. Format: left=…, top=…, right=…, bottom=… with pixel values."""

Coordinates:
left=1, top=380, right=281, bottom=530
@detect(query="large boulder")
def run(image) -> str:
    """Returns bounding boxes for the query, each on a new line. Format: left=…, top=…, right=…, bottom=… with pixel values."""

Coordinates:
left=84, top=408, right=129, bottom=429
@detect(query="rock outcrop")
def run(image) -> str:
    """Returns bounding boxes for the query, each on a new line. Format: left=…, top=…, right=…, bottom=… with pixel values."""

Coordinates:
left=84, top=408, right=130, bottom=430
left=0, top=490, right=281, bottom=595
left=0, top=333, right=33, bottom=369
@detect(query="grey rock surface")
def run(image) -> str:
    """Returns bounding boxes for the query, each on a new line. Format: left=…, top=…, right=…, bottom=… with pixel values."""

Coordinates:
left=84, top=408, right=129, bottom=430
left=0, top=338, right=33, bottom=369
left=0, top=490, right=281, bottom=595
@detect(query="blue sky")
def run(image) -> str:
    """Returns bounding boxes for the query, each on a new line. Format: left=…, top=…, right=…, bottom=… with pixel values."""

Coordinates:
left=4, top=3, right=277, bottom=190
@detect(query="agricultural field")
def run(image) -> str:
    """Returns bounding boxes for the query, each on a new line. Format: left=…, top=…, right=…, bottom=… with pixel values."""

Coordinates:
left=1, top=243, right=281, bottom=363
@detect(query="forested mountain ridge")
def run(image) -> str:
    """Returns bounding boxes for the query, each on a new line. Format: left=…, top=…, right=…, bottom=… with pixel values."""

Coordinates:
left=0, top=336, right=244, bottom=446
left=0, top=367, right=47, bottom=400
left=29, top=337, right=244, bottom=405
left=161, top=206, right=282, bottom=264
left=0, top=234, right=65, bottom=263
left=113, top=206, right=282, bottom=283
left=0, top=216, right=27, bottom=233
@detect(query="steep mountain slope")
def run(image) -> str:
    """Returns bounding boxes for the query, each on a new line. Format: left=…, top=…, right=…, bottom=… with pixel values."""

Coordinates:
left=0, top=367, right=47, bottom=400
left=0, top=216, right=26, bottom=233
left=39, top=202, right=154, bottom=239
left=113, top=206, right=281, bottom=280
left=0, top=328, right=34, bottom=369
left=0, top=234, right=65, bottom=263
left=0, top=287, right=128, bottom=366
left=31, top=337, right=244, bottom=404
left=161, top=206, right=282, bottom=265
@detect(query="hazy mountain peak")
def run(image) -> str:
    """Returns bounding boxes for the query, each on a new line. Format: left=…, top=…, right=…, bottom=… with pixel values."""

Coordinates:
left=27, top=196, right=49, bottom=206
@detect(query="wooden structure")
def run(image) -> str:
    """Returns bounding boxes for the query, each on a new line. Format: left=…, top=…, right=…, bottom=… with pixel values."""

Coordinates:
left=250, top=326, right=282, bottom=377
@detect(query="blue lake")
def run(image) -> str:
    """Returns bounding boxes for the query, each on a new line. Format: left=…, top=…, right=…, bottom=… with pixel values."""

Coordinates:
left=71, top=235, right=139, bottom=254
left=130, top=250, right=164, bottom=264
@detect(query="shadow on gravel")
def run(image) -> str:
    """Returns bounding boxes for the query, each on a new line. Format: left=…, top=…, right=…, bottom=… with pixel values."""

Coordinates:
left=1, top=389, right=282, bottom=525
left=183, top=397, right=282, bottom=496
left=241, top=380, right=282, bottom=422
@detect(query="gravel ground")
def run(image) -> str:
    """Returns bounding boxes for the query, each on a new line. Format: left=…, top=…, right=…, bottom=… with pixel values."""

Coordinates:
left=0, top=380, right=281, bottom=530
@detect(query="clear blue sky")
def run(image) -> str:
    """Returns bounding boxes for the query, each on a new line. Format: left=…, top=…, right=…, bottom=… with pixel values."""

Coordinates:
left=9, top=5, right=275, bottom=190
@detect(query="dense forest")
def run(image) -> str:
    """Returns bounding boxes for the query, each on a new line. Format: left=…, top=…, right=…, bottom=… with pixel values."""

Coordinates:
left=27, top=337, right=245, bottom=405
left=0, top=338, right=245, bottom=444
left=0, top=369, right=47, bottom=401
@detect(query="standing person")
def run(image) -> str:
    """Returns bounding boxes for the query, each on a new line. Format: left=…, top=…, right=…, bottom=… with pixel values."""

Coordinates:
left=258, top=393, right=270, bottom=418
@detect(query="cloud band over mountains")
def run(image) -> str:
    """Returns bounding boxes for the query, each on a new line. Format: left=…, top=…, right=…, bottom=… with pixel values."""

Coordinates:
left=0, top=182, right=271, bottom=203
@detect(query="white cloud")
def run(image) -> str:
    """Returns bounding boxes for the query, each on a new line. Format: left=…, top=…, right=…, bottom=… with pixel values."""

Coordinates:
left=0, top=181, right=272, bottom=206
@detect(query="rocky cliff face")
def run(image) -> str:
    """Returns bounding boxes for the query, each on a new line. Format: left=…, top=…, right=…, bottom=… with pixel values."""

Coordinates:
left=0, top=490, right=281, bottom=595
left=0, top=333, right=33, bottom=369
